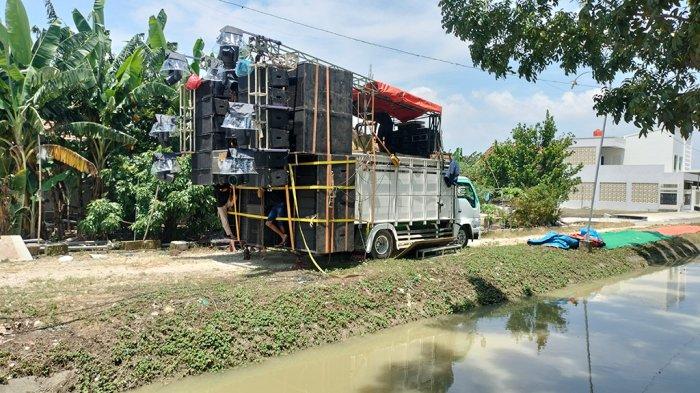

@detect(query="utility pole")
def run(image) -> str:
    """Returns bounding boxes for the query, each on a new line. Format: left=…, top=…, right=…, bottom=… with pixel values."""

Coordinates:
left=37, top=133, right=42, bottom=239
left=584, top=114, right=607, bottom=247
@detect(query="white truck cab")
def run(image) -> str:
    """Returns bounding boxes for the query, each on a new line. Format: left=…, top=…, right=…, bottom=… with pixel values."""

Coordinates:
left=453, top=176, right=481, bottom=247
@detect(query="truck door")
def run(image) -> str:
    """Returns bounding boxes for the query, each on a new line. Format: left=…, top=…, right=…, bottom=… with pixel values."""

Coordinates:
left=456, top=181, right=479, bottom=225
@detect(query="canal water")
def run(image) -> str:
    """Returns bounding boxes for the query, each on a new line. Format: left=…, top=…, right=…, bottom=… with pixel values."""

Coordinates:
left=138, top=261, right=700, bottom=393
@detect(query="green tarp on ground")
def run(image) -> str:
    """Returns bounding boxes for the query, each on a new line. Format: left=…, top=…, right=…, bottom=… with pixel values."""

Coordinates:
left=602, top=230, right=670, bottom=249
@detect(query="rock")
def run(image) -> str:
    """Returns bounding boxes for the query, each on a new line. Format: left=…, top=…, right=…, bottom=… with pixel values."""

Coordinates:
left=122, top=240, right=162, bottom=250
left=33, top=320, right=45, bottom=329
left=58, top=255, right=73, bottom=263
left=0, top=236, right=33, bottom=261
left=89, top=254, right=107, bottom=259
left=142, top=239, right=161, bottom=250
left=169, top=241, right=189, bottom=251
left=163, top=306, right=175, bottom=314
left=25, top=244, right=41, bottom=257
left=150, top=311, right=159, bottom=317
left=45, top=243, right=68, bottom=256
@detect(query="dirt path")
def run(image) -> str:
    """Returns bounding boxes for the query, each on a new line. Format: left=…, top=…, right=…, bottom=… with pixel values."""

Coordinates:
left=0, top=248, right=298, bottom=288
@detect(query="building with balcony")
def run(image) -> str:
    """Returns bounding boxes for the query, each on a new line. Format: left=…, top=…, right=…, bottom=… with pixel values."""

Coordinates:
left=562, top=131, right=700, bottom=212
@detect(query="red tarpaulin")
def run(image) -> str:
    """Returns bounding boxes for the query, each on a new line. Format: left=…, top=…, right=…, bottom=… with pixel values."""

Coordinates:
left=353, top=81, right=442, bottom=122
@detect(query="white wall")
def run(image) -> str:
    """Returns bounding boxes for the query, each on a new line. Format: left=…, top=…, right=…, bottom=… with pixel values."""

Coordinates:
left=601, top=147, right=624, bottom=165
left=563, top=164, right=686, bottom=212
left=623, top=132, right=676, bottom=171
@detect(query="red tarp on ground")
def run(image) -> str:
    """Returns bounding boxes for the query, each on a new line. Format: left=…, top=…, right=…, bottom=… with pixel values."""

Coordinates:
left=353, top=81, right=442, bottom=122
left=654, top=225, right=700, bottom=236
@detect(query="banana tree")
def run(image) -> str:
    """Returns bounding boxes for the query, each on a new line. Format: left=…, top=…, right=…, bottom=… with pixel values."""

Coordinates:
left=50, top=2, right=177, bottom=197
left=0, top=0, right=98, bottom=236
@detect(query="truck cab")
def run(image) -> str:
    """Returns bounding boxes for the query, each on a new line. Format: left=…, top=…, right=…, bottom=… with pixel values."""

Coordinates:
left=454, top=176, right=481, bottom=247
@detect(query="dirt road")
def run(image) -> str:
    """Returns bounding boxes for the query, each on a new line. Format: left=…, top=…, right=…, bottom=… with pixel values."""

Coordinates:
left=0, top=248, right=297, bottom=289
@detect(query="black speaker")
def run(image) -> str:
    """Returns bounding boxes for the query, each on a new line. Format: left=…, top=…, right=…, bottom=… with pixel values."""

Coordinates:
left=292, top=108, right=352, bottom=154
left=262, top=107, right=291, bottom=129
left=288, top=63, right=353, bottom=114
left=252, top=149, right=289, bottom=169
left=218, top=45, right=239, bottom=69
left=195, top=132, right=227, bottom=151
left=191, top=151, right=212, bottom=170
left=191, top=168, right=213, bottom=185
left=267, top=128, right=290, bottom=149
left=267, top=87, right=289, bottom=107
left=292, top=189, right=355, bottom=253
left=245, top=168, right=288, bottom=187
left=237, top=66, right=289, bottom=90
left=198, top=96, right=229, bottom=116
left=199, top=114, right=226, bottom=135
left=225, top=128, right=255, bottom=148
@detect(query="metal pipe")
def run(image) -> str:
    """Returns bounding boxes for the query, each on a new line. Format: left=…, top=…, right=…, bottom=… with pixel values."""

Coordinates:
left=585, top=114, right=608, bottom=245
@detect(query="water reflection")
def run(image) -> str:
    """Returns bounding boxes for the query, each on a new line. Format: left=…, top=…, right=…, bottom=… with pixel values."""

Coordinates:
left=665, top=266, right=687, bottom=310
left=502, top=300, right=568, bottom=352
left=136, top=262, right=700, bottom=393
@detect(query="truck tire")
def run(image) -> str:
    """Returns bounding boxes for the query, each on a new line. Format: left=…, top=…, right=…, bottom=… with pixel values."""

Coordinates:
left=371, top=229, right=394, bottom=259
left=456, top=226, right=470, bottom=248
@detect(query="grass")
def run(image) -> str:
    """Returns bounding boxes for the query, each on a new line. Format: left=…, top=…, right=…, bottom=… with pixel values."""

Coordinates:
left=1, top=234, right=699, bottom=391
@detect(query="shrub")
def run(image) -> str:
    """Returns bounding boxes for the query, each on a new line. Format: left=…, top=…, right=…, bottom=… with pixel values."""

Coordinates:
left=102, top=150, right=218, bottom=241
left=511, top=184, right=561, bottom=227
left=79, top=199, right=123, bottom=239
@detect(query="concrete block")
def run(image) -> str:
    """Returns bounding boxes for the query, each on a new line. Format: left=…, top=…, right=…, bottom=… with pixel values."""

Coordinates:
left=45, top=243, right=68, bottom=256
left=122, top=240, right=162, bottom=250
left=169, top=241, right=189, bottom=251
left=26, top=244, right=41, bottom=256
left=0, top=235, right=33, bottom=261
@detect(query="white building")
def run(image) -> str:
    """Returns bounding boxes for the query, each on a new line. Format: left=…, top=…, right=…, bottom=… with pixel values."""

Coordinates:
left=563, top=131, right=700, bottom=212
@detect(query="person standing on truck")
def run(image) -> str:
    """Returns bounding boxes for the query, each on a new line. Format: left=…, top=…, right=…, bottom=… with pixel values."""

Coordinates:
left=213, top=184, right=237, bottom=252
left=265, top=201, right=288, bottom=247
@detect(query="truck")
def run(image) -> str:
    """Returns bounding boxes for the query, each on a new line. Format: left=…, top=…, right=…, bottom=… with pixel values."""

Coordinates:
left=171, top=25, right=481, bottom=258
left=353, top=154, right=481, bottom=259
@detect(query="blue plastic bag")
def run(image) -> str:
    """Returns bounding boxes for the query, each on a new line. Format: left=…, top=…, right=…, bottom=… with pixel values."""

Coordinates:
left=235, top=59, right=252, bottom=77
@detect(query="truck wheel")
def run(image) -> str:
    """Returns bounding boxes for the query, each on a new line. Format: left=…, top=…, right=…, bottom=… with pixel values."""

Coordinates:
left=371, top=229, right=394, bottom=259
left=456, top=226, right=470, bottom=248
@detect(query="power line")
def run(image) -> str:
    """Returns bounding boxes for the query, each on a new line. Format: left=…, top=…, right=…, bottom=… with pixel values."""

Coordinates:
left=213, top=0, right=602, bottom=89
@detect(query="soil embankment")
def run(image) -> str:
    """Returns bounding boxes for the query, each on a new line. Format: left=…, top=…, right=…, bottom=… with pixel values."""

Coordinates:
left=2, top=234, right=699, bottom=392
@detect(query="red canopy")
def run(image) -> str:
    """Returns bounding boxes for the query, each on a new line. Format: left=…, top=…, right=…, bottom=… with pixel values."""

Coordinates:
left=353, top=81, right=442, bottom=122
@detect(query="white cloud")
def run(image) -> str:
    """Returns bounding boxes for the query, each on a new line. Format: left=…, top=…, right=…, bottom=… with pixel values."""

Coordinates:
left=406, top=87, right=633, bottom=153
left=117, top=0, right=636, bottom=154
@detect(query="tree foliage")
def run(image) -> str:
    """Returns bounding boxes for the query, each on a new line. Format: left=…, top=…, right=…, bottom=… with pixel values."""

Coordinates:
left=511, top=183, right=562, bottom=227
left=439, top=0, right=699, bottom=137
left=0, top=0, right=182, bottom=238
left=480, top=112, right=581, bottom=201
left=102, top=151, right=219, bottom=241
left=78, top=198, right=123, bottom=239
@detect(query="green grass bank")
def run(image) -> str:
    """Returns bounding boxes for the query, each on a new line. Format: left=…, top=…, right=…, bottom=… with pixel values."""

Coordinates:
left=2, top=234, right=699, bottom=391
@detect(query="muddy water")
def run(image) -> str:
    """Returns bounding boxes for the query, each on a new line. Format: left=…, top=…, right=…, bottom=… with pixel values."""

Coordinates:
left=137, top=262, right=700, bottom=393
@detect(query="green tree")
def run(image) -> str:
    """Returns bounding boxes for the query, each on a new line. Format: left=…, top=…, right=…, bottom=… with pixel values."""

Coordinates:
left=481, top=112, right=581, bottom=201
left=0, top=0, right=98, bottom=236
left=48, top=1, right=177, bottom=197
left=79, top=198, right=123, bottom=239
left=103, top=151, right=218, bottom=242
left=439, top=0, right=699, bottom=137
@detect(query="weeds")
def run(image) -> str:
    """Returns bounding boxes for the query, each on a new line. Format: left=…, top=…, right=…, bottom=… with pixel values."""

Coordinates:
left=1, top=234, right=698, bottom=391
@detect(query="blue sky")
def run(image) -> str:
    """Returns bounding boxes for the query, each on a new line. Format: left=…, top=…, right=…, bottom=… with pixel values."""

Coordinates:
left=21, top=0, right=696, bottom=162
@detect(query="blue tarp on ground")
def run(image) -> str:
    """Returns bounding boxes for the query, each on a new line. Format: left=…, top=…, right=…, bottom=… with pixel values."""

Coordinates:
left=527, top=231, right=580, bottom=250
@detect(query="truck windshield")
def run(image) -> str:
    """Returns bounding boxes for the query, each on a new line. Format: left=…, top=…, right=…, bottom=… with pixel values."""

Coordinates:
left=458, top=183, right=478, bottom=208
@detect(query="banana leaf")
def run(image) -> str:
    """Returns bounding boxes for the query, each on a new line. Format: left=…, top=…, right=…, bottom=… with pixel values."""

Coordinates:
left=5, top=0, right=32, bottom=66
left=41, top=144, right=97, bottom=175
left=30, top=21, right=61, bottom=68
left=63, top=122, right=136, bottom=146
